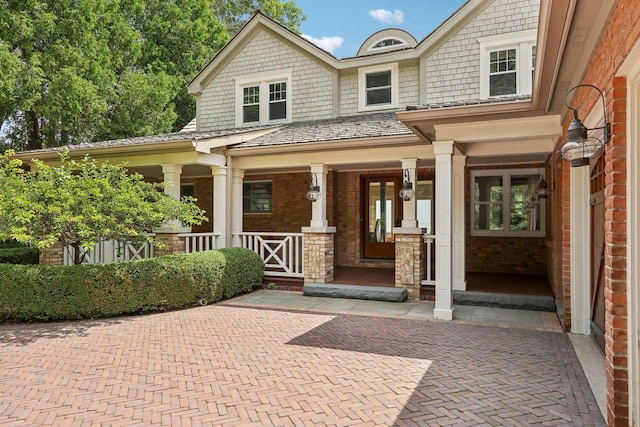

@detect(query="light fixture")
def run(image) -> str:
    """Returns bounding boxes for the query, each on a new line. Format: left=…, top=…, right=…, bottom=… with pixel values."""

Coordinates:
left=536, top=174, right=548, bottom=199
left=560, top=84, right=611, bottom=167
left=398, top=169, right=415, bottom=201
left=305, top=173, right=320, bottom=202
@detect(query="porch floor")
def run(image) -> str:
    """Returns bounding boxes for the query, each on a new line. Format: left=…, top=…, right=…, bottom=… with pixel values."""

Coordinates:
left=330, top=267, right=553, bottom=297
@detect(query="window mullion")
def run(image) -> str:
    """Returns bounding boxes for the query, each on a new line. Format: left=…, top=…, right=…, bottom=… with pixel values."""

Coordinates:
left=503, top=173, right=512, bottom=231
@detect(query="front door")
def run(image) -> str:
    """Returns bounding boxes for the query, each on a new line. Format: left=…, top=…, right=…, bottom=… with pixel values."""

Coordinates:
left=362, top=176, right=401, bottom=259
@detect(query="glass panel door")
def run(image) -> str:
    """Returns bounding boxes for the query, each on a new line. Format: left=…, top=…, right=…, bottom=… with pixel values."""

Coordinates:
left=363, top=177, right=400, bottom=259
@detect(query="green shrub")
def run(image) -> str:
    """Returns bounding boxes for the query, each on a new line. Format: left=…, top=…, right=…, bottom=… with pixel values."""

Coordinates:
left=0, top=248, right=264, bottom=322
left=218, top=247, right=265, bottom=298
left=0, top=246, right=40, bottom=264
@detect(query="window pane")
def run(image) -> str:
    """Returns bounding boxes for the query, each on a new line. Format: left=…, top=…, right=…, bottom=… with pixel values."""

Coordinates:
left=366, top=71, right=391, bottom=88
left=243, top=182, right=272, bottom=213
left=269, top=82, right=286, bottom=101
left=243, top=86, right=259, bottom=104
left=474, top=175, right=504, bottom=230
left=510, top=175, right=540, bottom=231
left=490, top=73, right=516, bottom=96
left=366, top=87, right=392, bottom=105
left=269, top=101, right=286, bottom=120
left=243, top=104, right=259, bottom=123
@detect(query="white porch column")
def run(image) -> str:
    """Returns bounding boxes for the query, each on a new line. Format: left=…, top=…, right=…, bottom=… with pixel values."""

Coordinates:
left=231, top=168, right=245, bottom=247
left=401, top=158, right=418, bottom=228
left=211, top=166, right=227, bottom=249
left=452, top=154, right=466, bottom=291
left=161, top=164, right=187, bottom=231
left=309, top=163, right=329, bottom=229
left=570, top=165, right=591, bottom=335
left=433, top=141, right=454, bottom=320
left=161, top=164, right=182, bottom=200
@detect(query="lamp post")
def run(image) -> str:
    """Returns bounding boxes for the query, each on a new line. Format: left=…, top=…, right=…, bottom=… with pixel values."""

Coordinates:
left=398, top=169, right=415, bottom=201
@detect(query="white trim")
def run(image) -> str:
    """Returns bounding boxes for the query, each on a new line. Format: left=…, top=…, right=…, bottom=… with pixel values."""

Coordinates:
left=234, top=69, right=292, bottom=127
left=619, top=38, right=640, bottom=427
left=469, top=168, right=546, bottom=237
left=569, top=166, right=591, bottom=335
left=433, top=140, right=454, bottom=321
left=478, top=29, right=537, bottom=99
left=358, top=63, right=399, bottom=112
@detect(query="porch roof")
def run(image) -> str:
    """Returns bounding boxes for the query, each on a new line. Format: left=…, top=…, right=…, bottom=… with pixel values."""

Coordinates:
left=229, top=112, right=414, bottom=149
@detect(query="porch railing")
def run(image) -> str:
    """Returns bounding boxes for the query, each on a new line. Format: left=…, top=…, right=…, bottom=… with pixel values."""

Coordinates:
left=239, top=232, right=304, bottom=278
left=177, top=232, right=220, bottom=253
left=422, top=234, right=436, bottom=285
left=64, top=237, right=155, bottom=265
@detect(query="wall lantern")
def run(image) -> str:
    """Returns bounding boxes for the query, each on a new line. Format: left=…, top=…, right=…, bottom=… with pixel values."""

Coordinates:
left=560, top=84, right=611, bottom=167
left=305, top=173, right=320, bottom=202
left=536, top=175, right=548, bottom=199
left=398, top=169, right=415, bottom=201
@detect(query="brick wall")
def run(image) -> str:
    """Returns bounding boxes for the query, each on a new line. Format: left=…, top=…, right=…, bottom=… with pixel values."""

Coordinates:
left=552, top=0, right=640, bottom=423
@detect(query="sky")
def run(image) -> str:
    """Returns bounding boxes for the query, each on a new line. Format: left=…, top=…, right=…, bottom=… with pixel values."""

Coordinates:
left=294, top=0, right=468, bottom=58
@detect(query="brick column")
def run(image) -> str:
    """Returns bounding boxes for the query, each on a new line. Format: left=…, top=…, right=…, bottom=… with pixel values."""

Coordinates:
left=394, top=231, right=425, bottom=301
left=302, top=230, right=335, bottom=283
left=154, top=232, right=185, bottom=257
left=39, top=242, right=64, bottom=265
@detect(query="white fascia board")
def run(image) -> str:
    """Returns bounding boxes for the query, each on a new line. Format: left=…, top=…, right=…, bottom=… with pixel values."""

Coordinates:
left=434, top=115, right=562, bottom=143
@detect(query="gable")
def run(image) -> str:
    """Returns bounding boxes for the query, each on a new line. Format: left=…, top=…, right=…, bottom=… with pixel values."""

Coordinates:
left=196, top=28, right=338, bottom=131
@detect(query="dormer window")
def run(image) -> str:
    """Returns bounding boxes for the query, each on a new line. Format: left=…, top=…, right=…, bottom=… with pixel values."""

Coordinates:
left=371, top=38, right=405, bottom=50
left=478, top=30, right=536, bottom=98
left=234, top=69, right=292, bottom=126
left=358, top=63, right=399, bottom=111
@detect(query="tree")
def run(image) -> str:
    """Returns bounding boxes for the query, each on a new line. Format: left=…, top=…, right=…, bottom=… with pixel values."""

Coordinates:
left=0, top=0, right=306, bottom=150
left=0, top=150, right=207, bottom=265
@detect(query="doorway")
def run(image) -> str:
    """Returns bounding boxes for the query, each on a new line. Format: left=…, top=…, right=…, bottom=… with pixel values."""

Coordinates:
left=362, top=176, right=401, bottom=259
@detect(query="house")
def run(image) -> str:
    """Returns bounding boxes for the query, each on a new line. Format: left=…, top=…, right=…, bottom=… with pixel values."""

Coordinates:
left=14, top=0, right=639, bottom=425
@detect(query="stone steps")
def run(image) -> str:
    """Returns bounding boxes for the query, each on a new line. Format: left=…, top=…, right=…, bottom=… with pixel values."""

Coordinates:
left=303, top=283, right=408, bottom=303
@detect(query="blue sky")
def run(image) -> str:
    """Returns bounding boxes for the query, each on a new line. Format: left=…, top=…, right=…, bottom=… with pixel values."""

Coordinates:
left=294, top=0, right=468, bottom=58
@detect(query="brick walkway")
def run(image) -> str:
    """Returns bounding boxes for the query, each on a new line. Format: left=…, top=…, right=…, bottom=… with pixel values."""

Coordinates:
left=0, top=304, right=604, bottom=426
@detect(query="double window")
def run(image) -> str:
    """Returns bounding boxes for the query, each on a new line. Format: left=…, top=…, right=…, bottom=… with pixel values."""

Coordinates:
left=478, top=30, right=537, bottom=98
left=235, top=69, right=292, bottom=126
left=358, top=63, right=398, bottom=111
left=243, top=181, right=272, bottom=213
left=471, top=169, right=545, bottom=237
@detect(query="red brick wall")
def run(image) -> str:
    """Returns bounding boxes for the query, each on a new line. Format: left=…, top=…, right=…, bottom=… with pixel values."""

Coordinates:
left=552, top=1, right=640, bottom=423
left=242, top=172, right=332, bottom=233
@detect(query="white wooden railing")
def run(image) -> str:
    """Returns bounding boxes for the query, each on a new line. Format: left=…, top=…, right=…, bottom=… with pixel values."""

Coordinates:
left=177, top=232, right=220, bottom=253
left=64, top=237, right=155, bottom=265
left=422, top=234, right=436, bottom=285
left=239, top=232, right=304, bottom=278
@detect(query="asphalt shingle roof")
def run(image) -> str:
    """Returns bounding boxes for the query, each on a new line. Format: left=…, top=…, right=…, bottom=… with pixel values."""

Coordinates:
left=230, top=112, right=413, bottom=149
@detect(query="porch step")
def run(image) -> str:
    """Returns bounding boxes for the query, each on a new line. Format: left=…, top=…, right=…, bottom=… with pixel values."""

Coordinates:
left=453, top=290, right=556, bottom=312
left=303, top=283, right=407, bottom=303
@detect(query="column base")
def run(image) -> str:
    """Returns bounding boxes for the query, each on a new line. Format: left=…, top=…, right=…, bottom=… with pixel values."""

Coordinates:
left=433, top=308, right=454, bottom=321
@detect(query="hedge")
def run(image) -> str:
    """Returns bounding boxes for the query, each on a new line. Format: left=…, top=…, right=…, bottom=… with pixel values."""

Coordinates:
left=0, top=248, right=264, bottom=322
left=0, top=240, right=39, bottom=264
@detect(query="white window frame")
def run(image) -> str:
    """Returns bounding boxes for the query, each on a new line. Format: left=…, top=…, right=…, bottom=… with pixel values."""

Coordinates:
left=358, top=63, right=399, bottom=112
left=470, top=168, right=546, bottom=237
left=234, top=69, right=292, bottom=127
left=366, top=37, right=409, bottom=53
left=478, top=29, right=537, bottom=99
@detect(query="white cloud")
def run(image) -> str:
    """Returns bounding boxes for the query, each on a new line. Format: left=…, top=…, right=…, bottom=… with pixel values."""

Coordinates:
left=369, top=9, right=404, bottom=25
left=302, top=34, right=344, bottom=54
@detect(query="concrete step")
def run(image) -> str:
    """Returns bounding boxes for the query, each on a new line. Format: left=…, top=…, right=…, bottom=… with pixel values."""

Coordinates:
left=303, top=283, right=408, bottom=303
left=453, top=290, right=556, bottom=312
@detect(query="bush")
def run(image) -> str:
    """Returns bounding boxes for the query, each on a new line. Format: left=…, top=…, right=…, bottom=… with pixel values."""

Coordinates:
left=0, top=248, right=264, bottom=322
left=0, top=246, right=40, bottom=264
left=218, top=247, right=265, bottom=299
left=0, top=240, right=39, bottom=264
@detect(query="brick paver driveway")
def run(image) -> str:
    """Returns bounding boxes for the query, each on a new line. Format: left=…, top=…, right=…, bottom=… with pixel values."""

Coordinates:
left=0, top=303, right=604, bottom=426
